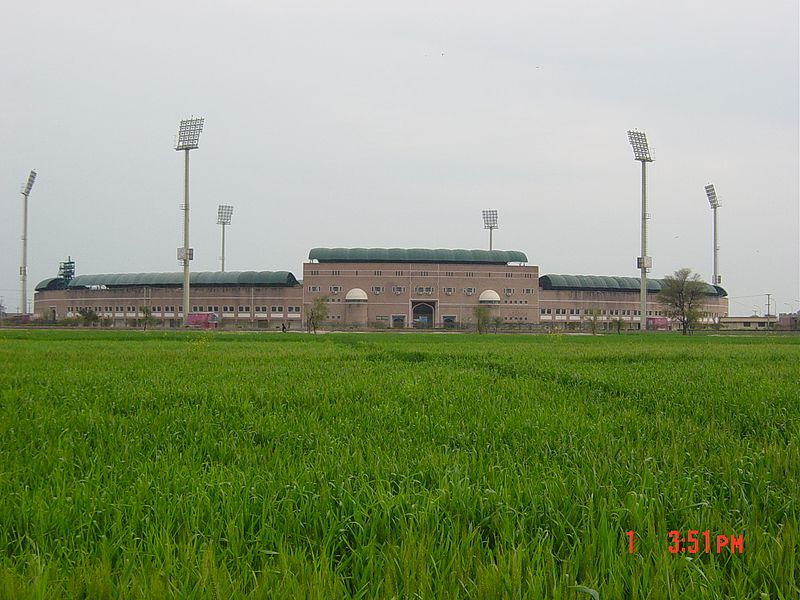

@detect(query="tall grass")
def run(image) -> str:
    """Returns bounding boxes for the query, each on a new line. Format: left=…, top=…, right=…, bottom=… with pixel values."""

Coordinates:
left=0, top=331, right=797, bottom=598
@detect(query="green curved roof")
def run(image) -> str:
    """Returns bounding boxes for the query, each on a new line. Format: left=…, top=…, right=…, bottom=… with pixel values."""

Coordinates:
left=58, top=271, right=299, bottom=289
left=34, top=277, right=68, bottom=292
left=308, top=248, right=528, bottom=264
left=539, top=274, right=726, bottom=297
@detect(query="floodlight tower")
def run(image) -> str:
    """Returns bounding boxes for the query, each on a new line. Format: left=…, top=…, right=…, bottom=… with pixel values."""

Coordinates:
left=19, top=170, right=37, bottom=314
left=482, top=209, right=499, bottom=250
left=627, top=130, right=654, bottom=331
left=175, top=117, right=204, bottom=326
left=704, top=184, right=721, bottom=285
left=217, top=204, right=233, bottom=272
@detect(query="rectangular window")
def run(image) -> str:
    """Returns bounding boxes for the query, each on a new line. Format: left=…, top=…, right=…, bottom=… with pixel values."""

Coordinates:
left=238, top=306, right=245, bottom=312
left=392, top=285, right=406, bottom=294
left=464, top=287, right=476, bottom=295
left=524, top=273, right=534, bottom=279
left=308, top=270, right=319, bottom=276
left=308, top=285, right=320, bottom=292
left=374, top=270, right=382, bottom=276
left=505, top=273, right=513, bottom=278
left=395, top=270, right=403, bottom=276
left=330, top=285, right=342, bottom=294
left=443, top=287, right=455, bottom=294
left=444, top=271, right=454, bottom=277
left=371, top=286, right=384, bottom=294
left=522, top=288, right=534, bottom=295
left=503, top=288, right=514, bottom=295
left=331, top=270, right=341, bottom=276
left=465, top=271, right=475, bottom=278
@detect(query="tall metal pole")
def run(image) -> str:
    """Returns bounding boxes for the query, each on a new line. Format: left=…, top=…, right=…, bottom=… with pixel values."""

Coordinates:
left=489, top=228, right=493, bottom=251
left=221, top=222, right=226, bottom=272
left=640, top=160, right=648, bottom=330
left=712, top=204, right=720, bottom=285
left=174, top=116, right=203, bottom=326
left=628, top=130, right=653, bottom=332
left=182, top=148, right=190, bottom=326
left=20, top=192, right=28, bottom=314
left=19, top=170, right=36, bottom=314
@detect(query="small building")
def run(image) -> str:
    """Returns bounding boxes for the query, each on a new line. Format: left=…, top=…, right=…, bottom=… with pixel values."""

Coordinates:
left=719, top=315, right=779, bottom=331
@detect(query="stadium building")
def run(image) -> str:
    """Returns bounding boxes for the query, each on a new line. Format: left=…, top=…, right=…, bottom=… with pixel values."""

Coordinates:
left=34, top=247, right=728, bottom=330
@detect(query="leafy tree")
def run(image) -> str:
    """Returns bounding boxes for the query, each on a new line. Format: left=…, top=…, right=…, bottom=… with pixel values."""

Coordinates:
left=614, top=318, right=625, bottom=334
left=586, top=308, right=600, bottom=335
left=473, top=305, right=491, bottom=334
left=657, top=268, right=708, bottom=335
left=77, top=308, right=99, bottom=327
left=306, top=296, right=329, bottom=334
left=139, top=306, right=159, bottom=331
left=492, top=316, right=504, bottom=333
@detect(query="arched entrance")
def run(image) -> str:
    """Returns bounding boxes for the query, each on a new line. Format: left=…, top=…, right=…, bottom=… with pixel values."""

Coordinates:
left=412, top=301, right=435, bottom=328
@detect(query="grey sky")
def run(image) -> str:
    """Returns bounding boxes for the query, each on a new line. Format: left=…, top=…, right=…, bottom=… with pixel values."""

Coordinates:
left=2, top=0, right=798, bottom=316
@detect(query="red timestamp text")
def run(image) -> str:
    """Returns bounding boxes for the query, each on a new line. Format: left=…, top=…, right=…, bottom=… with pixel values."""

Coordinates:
left=626, top=530, right=744, bottom=554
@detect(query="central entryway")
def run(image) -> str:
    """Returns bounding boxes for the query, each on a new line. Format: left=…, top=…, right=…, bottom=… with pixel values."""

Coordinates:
left=412, top=301, right=435, bottom=328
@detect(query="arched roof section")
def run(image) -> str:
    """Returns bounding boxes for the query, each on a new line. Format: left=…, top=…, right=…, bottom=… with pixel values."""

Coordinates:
left=539, top=274, right=726, bottom=296
left=34, top=277, right=68, bottom=291
left=345, top=288, right=368, bottom=302
left=63, top=271, right=299, bottom=289
left=308, top=248, right=528, bottom=264
left=478, top=289, right=501, bottom=303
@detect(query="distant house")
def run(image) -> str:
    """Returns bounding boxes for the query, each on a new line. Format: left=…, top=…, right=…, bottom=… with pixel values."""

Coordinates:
left=719, top=316, right=778, bottom=330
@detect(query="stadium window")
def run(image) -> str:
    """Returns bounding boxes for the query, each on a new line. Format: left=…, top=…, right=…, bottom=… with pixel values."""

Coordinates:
left=309, top=270, right=319, bottom=276
left=444, top=271, right=454, bottom=277
left=524, top=273, right=534, bottom=279
left=395, top=270, right=403, bottom=276
left=331, top=270, right=340, bottom=276
left=309, top=285, right=320, bottom=292
left=374, top=270, right=382, bottom=276
left=465, top=272, right=475, bottom=278
left=505, top=273, right=513, bottom=278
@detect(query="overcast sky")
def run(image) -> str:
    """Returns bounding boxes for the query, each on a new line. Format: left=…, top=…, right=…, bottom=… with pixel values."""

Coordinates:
left=2, top=0, right=798, bottom=316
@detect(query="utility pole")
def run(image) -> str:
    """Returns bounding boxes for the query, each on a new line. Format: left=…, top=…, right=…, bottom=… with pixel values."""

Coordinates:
left=766, top=293, right=772, bottom=331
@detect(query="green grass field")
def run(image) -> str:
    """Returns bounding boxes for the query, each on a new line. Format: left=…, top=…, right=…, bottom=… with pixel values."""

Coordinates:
left=0, top=330, right=797, bottom=598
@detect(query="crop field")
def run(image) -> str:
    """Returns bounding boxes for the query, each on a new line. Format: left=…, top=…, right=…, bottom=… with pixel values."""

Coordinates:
left=0, top=330, right=797, bottom=599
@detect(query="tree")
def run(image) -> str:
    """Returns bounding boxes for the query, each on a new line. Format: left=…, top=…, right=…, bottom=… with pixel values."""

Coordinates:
left=305, top=296, right=329, bottom=334
left=492, top=316, right=504, bottom=333
left=139, top=306, right=159, bottom=331
left=614, top=318, right=625, bottom=334
left=77, top=308, right=99, bottom=327
left=473, top=305, right=491, bottom=334
left=657, top=268, right=708, bottom=335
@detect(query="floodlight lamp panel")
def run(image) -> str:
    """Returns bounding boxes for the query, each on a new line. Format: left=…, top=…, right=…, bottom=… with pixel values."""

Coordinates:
left=482, top=209, right=499, bottom=229
left=217, top=204, right=234, bottom=225
left=704, top=184, right=720, bottom=208
left=175, top=116, right=205, bottom=150
left=627, top=129, right=652, bottom=162
left=22, top=170, right=37, bottom=196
